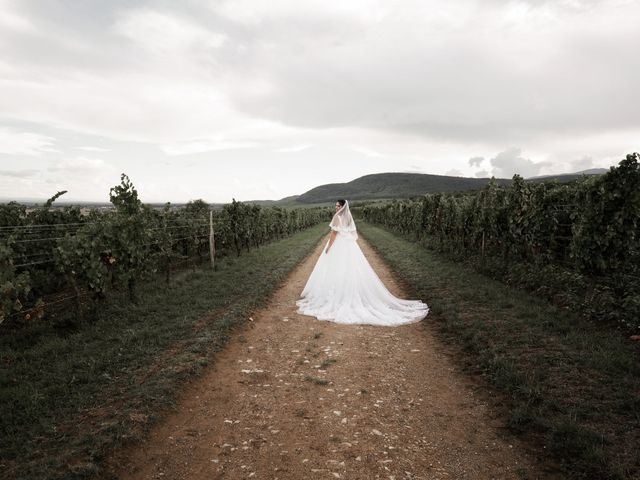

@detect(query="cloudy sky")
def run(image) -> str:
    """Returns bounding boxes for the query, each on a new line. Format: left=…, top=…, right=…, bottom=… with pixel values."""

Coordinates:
left=0, top=0, right=638, bottom=203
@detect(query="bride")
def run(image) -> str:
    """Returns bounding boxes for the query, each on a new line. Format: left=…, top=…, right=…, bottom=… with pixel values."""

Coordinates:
left=295, top=199, right=429, bottom=326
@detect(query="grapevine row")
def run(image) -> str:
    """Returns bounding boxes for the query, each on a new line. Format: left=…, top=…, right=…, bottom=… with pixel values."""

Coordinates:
left=1, top=174, right=331, bottom=326
left=354, top=152, right=640, bottom=330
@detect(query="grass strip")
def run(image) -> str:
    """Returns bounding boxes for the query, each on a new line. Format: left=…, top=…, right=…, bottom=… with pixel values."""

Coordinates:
left=357, top=221, right=640, bottom=480
left=0, top=223, right=328, bottom=480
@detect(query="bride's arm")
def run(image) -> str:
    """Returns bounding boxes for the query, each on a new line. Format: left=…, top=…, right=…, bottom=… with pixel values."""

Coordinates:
left=325, top=230, right=337, bottom=253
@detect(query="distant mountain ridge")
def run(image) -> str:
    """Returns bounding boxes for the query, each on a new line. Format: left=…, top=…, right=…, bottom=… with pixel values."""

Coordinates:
left=527, top=168, right=608, bottom=179
left=286, top=168, right=606, bottom=205
left=295, top=172, right=511, bottom=204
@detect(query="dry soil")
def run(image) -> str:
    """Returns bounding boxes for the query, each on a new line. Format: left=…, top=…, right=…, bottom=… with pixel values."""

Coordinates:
left=101, top=234, right=562, bottom=480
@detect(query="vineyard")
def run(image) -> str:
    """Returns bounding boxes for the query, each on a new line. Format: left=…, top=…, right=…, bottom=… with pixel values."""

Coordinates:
left=2, top=163, right=639, bottom=480
left=0, top=174, right=331, bottom=327
left=354, top=152, right=640, bottom=331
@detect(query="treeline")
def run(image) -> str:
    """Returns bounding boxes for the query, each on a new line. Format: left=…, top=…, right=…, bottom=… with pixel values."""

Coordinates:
left=355, top=152, right=640, bottom=331
left=1, top=174, right=330, bottom=326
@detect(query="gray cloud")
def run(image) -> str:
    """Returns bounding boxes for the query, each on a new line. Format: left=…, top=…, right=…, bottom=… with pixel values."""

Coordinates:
left=469, top=156, right=484, bottom=167
left=490, top=147, right=552, bottom=178
left=0, top=169, right=38, bottom=178
left=4, top=1, right=640, bottom=146
left=214, top=2, right=640, bottom=143
left=11, top=0, right=635, bottom=144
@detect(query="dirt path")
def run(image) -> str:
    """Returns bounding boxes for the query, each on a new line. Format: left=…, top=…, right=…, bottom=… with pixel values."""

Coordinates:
left=101, top=235, right=560, bottom=480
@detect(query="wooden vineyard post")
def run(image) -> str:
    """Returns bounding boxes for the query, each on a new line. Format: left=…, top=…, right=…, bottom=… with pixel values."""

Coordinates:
left=209, top=210, right=216, bottom=270
left=481, top=230, right=485, bottom=264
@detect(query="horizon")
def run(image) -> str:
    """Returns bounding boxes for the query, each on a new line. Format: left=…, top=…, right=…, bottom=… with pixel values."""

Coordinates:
left=0, top=165, right=611, bottom=205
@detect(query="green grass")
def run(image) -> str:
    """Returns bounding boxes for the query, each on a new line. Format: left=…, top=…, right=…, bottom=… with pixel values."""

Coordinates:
left=0, top=223, right=328, bottom=480
left=357, top=221, right=640, bottom=480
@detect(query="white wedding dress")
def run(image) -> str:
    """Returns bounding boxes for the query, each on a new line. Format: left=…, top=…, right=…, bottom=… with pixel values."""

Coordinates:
left=295, top=201, right=429, bottom=326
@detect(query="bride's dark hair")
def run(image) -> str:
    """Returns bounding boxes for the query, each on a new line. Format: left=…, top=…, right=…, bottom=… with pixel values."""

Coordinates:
left=337, top=199, right=346, bottom=207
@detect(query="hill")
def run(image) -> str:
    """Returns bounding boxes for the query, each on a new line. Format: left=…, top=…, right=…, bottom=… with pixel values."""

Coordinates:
left=295, top=172, right=511, bottom=204
left=284, top=168, right=608, bottom=205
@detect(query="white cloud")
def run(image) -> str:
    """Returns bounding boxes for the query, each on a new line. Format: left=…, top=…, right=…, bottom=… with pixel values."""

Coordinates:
left=274, top=144, right=314, bottom=153
left=211, top=0, right=382, bottom=26
left=112, top=8, right=226, bottom=57
left=48, top=156, right=109, bottom=172
left=0, top=127, right=58, bottom=155
left=76, top=146, right=110, bottom=152
left=0, top=0, right=37, bottom=33
left=350, top=146, right=385, bottom=158
left=161, top=138, right=260, bottom=155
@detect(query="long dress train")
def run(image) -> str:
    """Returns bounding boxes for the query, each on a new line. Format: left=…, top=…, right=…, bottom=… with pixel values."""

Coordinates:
left=295, top=227, right=429, bottom=326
